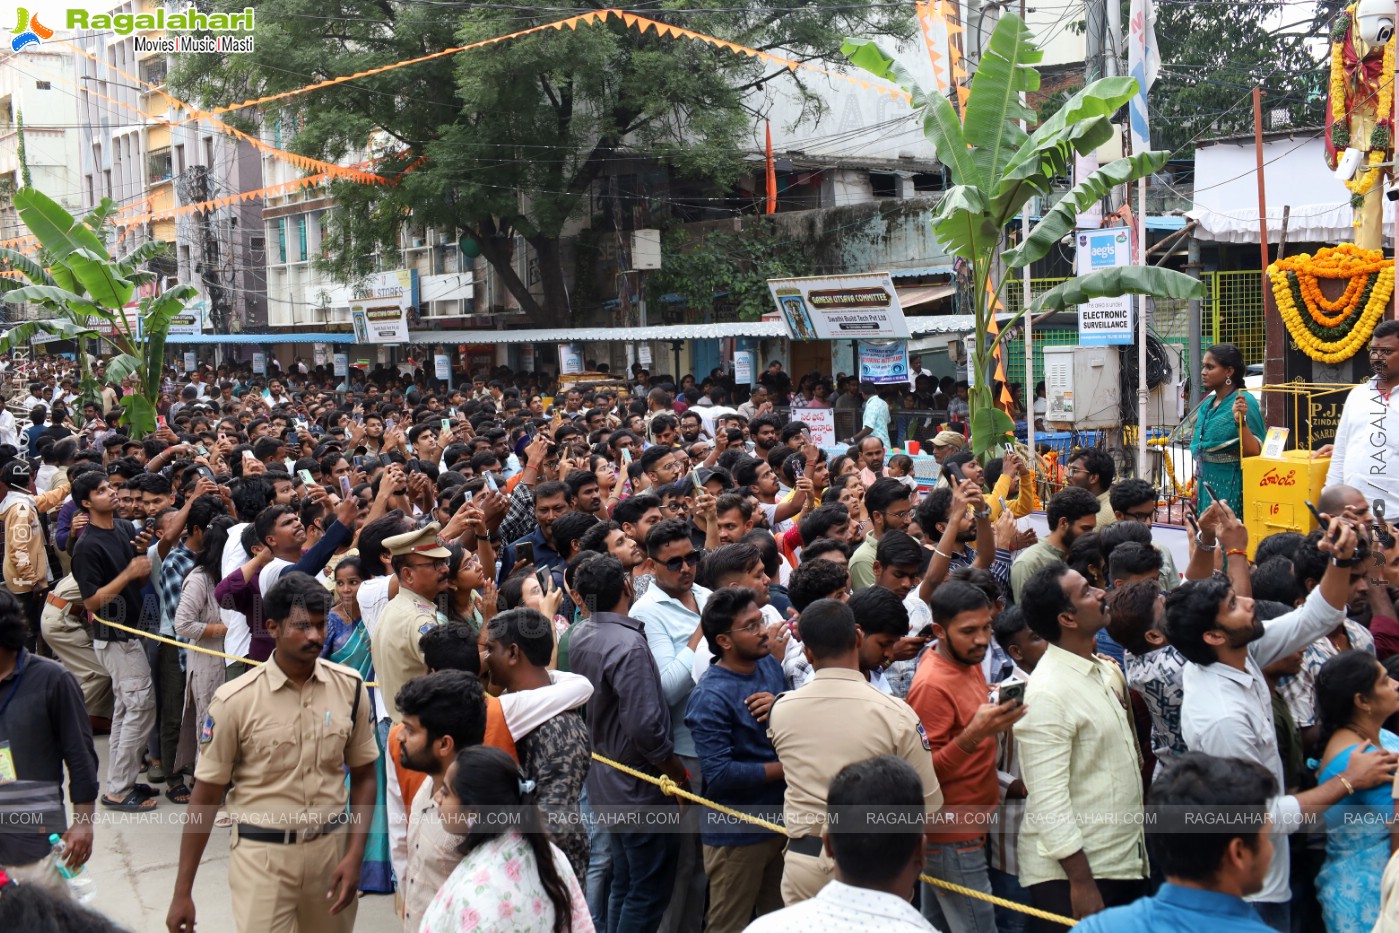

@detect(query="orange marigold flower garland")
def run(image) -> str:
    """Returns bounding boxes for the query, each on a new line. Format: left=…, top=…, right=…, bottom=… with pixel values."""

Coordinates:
left=1328, top=6, right=1396, bottom=217
left=1268, top=244, right=1395, bottom=364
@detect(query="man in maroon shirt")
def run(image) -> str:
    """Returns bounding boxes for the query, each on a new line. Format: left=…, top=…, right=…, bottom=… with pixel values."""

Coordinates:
left=908, top=580, right=1027, bottom=932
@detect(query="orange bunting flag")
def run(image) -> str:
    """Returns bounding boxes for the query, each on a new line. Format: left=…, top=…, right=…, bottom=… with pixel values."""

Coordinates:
left=984, top=277, right=1015, bottom=407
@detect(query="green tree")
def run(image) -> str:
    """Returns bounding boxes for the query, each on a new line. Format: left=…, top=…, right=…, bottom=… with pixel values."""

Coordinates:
left=845, top=13, right=1204, bottom=458
left=170, top=1, right=913, bottom=328
left=0, top=188, right=198, bottom=437
left=648, top=220, right=808, bottom=322
left=1148, top=0, right=1329, bottom=153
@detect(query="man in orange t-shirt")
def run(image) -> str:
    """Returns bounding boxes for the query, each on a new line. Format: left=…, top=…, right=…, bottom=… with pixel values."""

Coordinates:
left=907, top=580, right=1027, bottom=933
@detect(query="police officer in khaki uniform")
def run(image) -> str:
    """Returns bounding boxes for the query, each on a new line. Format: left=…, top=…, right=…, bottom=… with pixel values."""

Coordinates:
left=370, top=522, right=450, bottom=725
left=766, top=598, right=943, bottom=905
left=40, top=571, right=113, bottom=726
left=166, top=572, right=379, bottom=933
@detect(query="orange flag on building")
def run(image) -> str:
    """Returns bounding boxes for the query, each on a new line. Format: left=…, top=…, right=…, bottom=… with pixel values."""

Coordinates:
left=765, top=121, right=777, bottom=214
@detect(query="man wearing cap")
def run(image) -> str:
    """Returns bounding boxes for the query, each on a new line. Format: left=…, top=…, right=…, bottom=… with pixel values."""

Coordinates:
left=370, top=523, right=451, bottom=726
left=0, top=458, right=70, bottom=648
left=930, top=431, right=967, bottom=487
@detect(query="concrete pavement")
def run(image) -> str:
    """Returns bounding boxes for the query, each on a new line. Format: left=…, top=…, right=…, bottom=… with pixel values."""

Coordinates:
left=78, top=734, right=398, bottom=933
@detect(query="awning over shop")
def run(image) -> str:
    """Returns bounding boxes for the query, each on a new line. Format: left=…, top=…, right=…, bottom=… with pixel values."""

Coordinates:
left=423, top=315, right=978, bottom=344
left=894, top=284, right=956, bottom=309
left=164, top=333, right=358, bottom=344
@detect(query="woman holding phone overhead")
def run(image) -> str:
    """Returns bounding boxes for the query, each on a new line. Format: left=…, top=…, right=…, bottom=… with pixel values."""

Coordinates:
left=1189, top=343, right=1263, bottom=515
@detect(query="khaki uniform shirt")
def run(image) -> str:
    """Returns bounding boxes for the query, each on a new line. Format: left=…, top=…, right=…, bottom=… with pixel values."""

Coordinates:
left=371, top=588, right=443, bottom=724
left=767, top=667, right=943, bottom=839
left=194, top=655, right=379, bottom=831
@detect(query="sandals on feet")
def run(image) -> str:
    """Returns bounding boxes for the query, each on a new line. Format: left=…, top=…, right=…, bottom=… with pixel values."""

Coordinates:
left=102, top=790, right=158, bottom=812
left=165, top=784, right=191, bottom=804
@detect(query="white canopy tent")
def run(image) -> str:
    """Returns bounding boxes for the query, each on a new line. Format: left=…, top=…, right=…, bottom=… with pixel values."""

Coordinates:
left=1188, top=132, right=1395, bottom=246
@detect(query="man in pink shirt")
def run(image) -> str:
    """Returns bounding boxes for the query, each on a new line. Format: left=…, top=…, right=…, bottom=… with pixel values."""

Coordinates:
left=908, top=581, right=1027, bottom=932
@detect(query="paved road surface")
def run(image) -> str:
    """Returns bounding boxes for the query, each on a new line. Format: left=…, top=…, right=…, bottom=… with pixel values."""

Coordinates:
left=79, top=734, right=398, bottom=932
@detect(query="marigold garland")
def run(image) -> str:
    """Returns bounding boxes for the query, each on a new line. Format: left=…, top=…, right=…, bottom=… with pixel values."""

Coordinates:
left=1268, top=244, right=1395, bottom=363
left=1329, top=6, right=1396, bottom=218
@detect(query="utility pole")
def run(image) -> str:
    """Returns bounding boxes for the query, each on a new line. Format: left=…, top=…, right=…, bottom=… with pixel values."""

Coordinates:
left=1021, top=0, right=1036, bottom=456
left=1187, top=235, right=1203, bottom=411
left=1085, top=0, right=1105, bottom=81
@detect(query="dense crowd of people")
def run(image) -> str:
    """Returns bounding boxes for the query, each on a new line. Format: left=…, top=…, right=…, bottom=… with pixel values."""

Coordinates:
left=1, top=345, right=1398, bottom=933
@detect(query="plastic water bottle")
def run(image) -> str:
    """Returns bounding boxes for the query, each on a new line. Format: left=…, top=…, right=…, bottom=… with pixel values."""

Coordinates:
left=47, top=832, right=95, bottom=904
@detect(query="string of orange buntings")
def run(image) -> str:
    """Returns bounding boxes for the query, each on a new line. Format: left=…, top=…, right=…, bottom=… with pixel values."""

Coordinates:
left=0, top=10, right=927, bottom=255
left=118, top=172, right=333, bottom=226
left=936, top=0, right=970, bottom=111
left=56, top=41, right=384, bottom=186
left=167, top=8, right=912, bottom=124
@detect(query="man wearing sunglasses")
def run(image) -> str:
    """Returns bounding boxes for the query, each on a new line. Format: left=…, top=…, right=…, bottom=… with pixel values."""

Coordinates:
left=631, top=518, right=712, bottom=932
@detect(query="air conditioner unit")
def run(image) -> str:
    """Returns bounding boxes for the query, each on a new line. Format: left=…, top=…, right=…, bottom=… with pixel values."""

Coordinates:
left=1043, top=345, right=1121, bottom=429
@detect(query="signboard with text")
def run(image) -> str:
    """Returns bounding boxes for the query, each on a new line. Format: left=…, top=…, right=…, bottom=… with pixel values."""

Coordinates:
left=768, top=272, right=910, bottom=340
left=794, top=408, right=837, bottom=447
left=858, top=340, right=909, bottom=384
left=1075, top=227, right=1133, bottom=345
left=558, top=343, right=584, bottom=375
left=348, top=269, right=416, bottom=344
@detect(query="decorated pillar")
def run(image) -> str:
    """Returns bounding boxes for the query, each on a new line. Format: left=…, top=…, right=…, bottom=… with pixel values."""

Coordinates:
left=1325, top=5, right=1394, bottom=249
left=1259, top=6, right=1397, bottom=447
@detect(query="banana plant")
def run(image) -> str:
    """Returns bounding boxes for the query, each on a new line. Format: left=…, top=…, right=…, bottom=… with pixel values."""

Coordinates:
left=844, top=13, right=1205, bottom=458
left=0, top=187, right=197, bottom=437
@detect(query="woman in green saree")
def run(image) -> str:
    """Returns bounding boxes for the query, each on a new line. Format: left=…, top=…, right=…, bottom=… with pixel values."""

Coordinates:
left=1189, top=343, right=1263, bottom=515
left=322, top=555, right=394, bottom=893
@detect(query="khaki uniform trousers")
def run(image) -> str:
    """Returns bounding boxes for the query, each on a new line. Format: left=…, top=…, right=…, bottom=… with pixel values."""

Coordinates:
left=702, top=835, right=786, bottom=933
left=40, top=597, right=112, bottom=719
left=228, top=827, right=357, bottom=933
left=780, top=844, right=835, bottom=906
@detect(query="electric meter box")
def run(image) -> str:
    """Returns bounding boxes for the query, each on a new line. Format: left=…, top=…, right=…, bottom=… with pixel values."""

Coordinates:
left=1042, top=346, right=1121, bottom=429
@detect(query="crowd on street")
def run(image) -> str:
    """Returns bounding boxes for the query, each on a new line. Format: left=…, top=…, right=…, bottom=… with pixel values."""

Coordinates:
left=4, top=338, right=1399, bottom=933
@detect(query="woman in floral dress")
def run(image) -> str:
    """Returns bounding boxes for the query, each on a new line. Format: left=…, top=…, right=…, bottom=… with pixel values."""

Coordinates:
left=421, top=746, right=593, bottom=933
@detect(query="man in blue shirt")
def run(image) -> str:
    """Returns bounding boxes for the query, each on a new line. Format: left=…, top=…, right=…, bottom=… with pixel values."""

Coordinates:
left=1074, top=752, right=1278, bottom=932
left=847, top=381, right=891, bottom=449
left=685, top=585, right=787, bottom=931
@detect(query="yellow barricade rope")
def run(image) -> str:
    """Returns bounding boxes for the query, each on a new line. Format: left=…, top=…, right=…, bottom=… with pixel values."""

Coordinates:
left=91, top=615, right=382, bottom=688
left=90, top=616, right=1073, bottom=926
left=587, top=752, right=1076, bottom=926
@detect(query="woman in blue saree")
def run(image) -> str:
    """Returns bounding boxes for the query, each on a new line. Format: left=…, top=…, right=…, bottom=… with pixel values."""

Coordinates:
left=322, top=556, right=394, bottom=894
left=1313, top=650, right=1399, bottom=933
left=1189, top=343, right=1263, bottom=515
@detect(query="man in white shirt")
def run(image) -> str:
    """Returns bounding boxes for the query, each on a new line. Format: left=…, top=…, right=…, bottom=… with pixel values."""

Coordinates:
left=630, top=518, right=711, bottom=933
left=1168, top=512, right=1398, bottom=932
left=0, top=403, right=18, bottom=449
left=1323, top=320, right=1399, bottom=511
left=906, top=354, right=932, bottom=390
left=742, top=755, right=938, bottom=933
